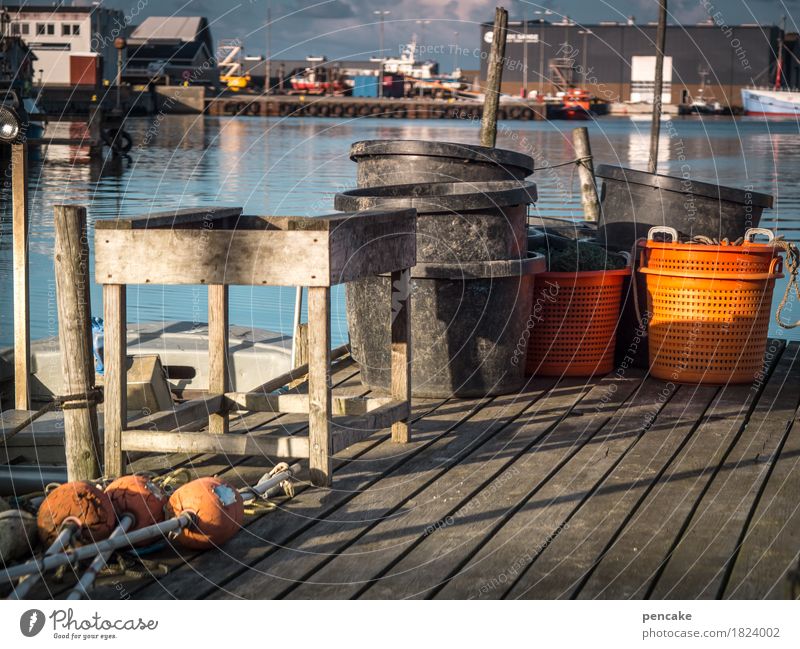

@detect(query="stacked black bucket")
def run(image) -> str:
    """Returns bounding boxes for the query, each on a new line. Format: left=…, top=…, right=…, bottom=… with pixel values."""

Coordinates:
left=335, top=140, right=541, bottom=398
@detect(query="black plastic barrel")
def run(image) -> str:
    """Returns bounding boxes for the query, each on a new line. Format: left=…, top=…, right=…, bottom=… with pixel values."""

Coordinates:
left=596, top=165, right=773, bottom=251
left=350, top=140, right=535, bottom=187
left=335, top=180, right=540, bottom=398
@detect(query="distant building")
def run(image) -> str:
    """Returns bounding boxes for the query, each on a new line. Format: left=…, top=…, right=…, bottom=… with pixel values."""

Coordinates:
left=124, top=16, right=217, bottom=85
left=479, top=19, right=797, bottom=106
left=0, top=31, right=37, bottom=92
left=4, top=4, right=124, bottom=86
left=241, top=57, right=381, bottom=91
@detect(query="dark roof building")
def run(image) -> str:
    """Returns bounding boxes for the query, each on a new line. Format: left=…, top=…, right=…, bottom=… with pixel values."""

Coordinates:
left=124, top=16, right=217, bottom=85
left=479, top=19, right=794, bottom=106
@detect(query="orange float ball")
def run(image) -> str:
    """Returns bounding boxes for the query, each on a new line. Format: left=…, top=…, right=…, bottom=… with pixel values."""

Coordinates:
left=105, top=475, right=167, bottom=533
left=37, top=481, right=115, bottom=546
left=167, top=477, right=244, bottom=550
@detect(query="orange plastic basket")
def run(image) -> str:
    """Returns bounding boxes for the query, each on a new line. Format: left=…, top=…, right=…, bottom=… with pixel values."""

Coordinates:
left=525, top=267, right=630, bottom=377
left=640, top=227, right=783, bottom=384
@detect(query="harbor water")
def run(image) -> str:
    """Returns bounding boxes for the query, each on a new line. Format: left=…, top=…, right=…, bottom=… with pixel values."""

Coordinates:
left=1, top=114, right=799, bottom=348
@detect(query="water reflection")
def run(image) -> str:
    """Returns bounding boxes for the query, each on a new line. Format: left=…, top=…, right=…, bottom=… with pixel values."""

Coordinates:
left=1, top=114, right=798, bottom=346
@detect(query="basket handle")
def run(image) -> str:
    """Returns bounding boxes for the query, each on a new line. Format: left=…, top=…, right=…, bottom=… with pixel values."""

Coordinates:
left=769, top=256, right=783, bottom=275
left=744, top=227, right=775, bottom=243
left=647, top=226, right=679, bottom=243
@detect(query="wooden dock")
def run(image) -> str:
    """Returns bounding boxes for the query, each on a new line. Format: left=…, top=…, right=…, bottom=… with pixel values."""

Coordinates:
left=204, top=95, right=549, bottom=121
left=21, top=339, right=800, bottom=600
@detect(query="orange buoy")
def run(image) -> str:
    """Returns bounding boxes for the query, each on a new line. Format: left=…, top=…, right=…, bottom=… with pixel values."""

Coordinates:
left=166, top=477, right=243, bottom=550
left=37, top=481, right=115, bottom=546
left=105, top=475, right=167, bottom=534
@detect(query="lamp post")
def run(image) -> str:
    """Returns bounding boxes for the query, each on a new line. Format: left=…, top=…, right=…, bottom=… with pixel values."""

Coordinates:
left=416, top=19, right=430, bottom=98
left=453, top=30, right=459, bottom=75
left=415, top=19, right=431, bottom=50
left=522, top=14, right=528, bottom=97
left=578, top=29, right=592, bottom=73
left=266, top=1, right=272, bottom=95
left=113, top=37, right=126, bottom=111
left=374, top=10, right=390, bottom=98
left=534, top=9, right=553, bottom=96
left=0, top=100, right=30, bottom=409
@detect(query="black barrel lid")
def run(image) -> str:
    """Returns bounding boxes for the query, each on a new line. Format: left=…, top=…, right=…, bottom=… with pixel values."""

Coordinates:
left=595, top=164, right=773, bottom=208
left=334, top=180, right=537, bottom=214
left=350, top=140, right=535, bottom=176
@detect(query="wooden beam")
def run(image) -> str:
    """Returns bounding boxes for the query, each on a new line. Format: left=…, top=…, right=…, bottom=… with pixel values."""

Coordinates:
left=208, top=284, right=229, bottom=434
left=127, top=395, right=224, bottom=431
left=224, top=393, right=394, bottom=416
left=94, top=206, right=243, bottom=230
left=307, top=286, right=332, bottom=486
left=331, top=401, right=411, bottom=455
left=245, top=344, right=350, bottom=395
left=95, top=230, right=331, bottom=286
left=103, top=284, right=127, bottom=478
left=120, top=429, right=309, bottom=459
left=54, top=205, right=101, bottom=480
left=0, top=409, right=44, bottom=443
left=390, top=268, right=411, bottom=443
left=11, top=142, right=29, bottom=410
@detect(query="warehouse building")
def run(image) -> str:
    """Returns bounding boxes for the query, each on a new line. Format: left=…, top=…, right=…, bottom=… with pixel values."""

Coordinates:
left=479, top=19, right=796, bottom=107
left=5, top=4, right=124, bottom=86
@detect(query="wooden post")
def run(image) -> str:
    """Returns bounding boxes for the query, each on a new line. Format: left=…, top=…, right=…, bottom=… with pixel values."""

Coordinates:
left=103, top=284, right=126, bottom=478
left=54, top=205, right=101, bottom=480
left=479, top=7, right=509, bottom=148
left=288, top=322, right=309, bottom=389
left=572, top=127, right=601, bottom=223
left=12, top=142, right=30, bottom=410
left=208, top=284, right=229, bottom=434
left=390, top=268, right=411, bottom=443
left=648, top=0, right=668, bottom=174
left=88, top=104, right=103, bottom=158
left=307, top=286, right=331, bottom=487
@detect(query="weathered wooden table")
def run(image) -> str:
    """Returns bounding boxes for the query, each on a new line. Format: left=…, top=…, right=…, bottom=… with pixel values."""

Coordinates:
left=94, top=206, right=416, bottom=486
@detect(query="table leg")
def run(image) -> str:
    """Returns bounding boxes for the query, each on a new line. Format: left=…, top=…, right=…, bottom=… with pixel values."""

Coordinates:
left=308, top=286, right=331, bottom=486
left=208, top=284, right=229, bottom=434
left=103, top=284, right=126, bottom=478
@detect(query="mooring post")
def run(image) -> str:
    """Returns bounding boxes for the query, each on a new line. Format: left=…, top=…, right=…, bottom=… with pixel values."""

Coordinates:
left=12, top=141, right=30, bottom=410
left=648, top=0, right=668, bottom=174
left=54, top=205, right=101, bottom=481
left=88, top=104, right=103, bottom=158
left=479, top=6, right=509, bottom=148
left=572, top=127, right=602, bottom=222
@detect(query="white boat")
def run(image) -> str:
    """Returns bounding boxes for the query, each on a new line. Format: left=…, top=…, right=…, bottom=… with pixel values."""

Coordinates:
left=0, top=321, right=292, bottom=401
left=741, top=88, right=800, bottom=116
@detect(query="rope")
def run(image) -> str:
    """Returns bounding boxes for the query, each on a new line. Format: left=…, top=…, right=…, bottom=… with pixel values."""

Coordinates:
left=533, top=155, right=593, bottom=171
left=773, top=237, right=800, bottom=329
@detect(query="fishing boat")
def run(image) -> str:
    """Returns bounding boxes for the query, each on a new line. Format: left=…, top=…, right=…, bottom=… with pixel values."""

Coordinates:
left=742, top=23, right=800, bottom=117
left=741, top=88, right=800, bottom=116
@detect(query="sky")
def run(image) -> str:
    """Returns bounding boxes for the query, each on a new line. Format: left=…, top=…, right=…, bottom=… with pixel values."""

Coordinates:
left=92, top=0, right=796, bottom=70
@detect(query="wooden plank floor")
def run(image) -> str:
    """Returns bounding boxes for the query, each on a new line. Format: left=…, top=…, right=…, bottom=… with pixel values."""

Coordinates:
left=30, top=340, right=800, bottom=600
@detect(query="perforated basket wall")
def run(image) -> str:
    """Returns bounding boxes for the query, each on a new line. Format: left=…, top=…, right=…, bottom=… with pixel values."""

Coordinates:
left=525, top=269, right=629, bottom=377
left=641, top=241, right=781, bottom=384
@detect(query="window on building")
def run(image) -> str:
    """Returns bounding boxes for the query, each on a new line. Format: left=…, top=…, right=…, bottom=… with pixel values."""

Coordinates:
left=61, top=24, right=81, bottom=36
left=36, top=23, right=55, bottom=36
